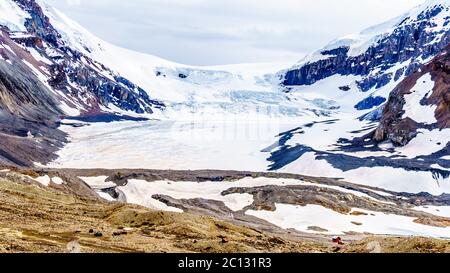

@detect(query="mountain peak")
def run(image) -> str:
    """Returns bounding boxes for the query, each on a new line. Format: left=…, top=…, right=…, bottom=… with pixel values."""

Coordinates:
left=283, top=0, right=449, bottom=89
left=1, top=0, right=165, bottom=117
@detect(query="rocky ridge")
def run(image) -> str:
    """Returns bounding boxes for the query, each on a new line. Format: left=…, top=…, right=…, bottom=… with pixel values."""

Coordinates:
left=10, top=0, right=165, bottom=115
left=374, top=45, right=450, bottom=146
left=283, top=1, right=449, bottom=96
left=0, top=0, right=165, bottom=166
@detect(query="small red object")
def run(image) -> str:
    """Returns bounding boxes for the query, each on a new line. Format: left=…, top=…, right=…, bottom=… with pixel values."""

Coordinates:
left=332, top=237, right=344, bottom=245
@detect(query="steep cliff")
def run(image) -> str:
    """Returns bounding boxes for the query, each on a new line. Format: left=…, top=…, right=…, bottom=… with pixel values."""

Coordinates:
left=374, top=45, right=450, bottom=146
left=0, top=25, right=67, bottom=166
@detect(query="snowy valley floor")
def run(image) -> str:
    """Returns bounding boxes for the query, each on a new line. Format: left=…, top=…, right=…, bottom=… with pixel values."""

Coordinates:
left=49, top=116, right=450, bottom=195
left=39, top=115, right=450, bottom=240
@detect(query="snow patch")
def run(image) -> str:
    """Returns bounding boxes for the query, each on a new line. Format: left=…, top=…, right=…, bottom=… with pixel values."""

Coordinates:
left=51, top=177, right=64, bottom=185
left=97, top=191, right=116, bottom=202
left=59, top=101, right=81, bottom=116
left=414, top=206, right=450, bottom=218
left=34, top=175, right=51, bottom=187
left=79, top=176, right=116, bottom=189
left=281, top=152, right=450, bottom=195
left=117, top=177, right=400, bottom=213
left=28, top=47, right=53, bottom=65
left=118, top=177, right=304, bottom=213
left=402, top=73, right=437, bottom=124
left=396, top=128, right=450, bottom=158
left=246, top=204, right=450, bottom=238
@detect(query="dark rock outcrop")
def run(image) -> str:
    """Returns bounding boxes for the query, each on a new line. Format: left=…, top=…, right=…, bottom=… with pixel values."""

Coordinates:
left=374, top=44, right=450, bottom=146
left=10, top=0, right=165, bottom=115
left=354, top=96, right=387, bottom=110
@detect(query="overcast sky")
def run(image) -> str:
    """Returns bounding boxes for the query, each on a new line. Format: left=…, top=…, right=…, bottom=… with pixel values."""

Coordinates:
left=45, top=0, right=425, bottom=66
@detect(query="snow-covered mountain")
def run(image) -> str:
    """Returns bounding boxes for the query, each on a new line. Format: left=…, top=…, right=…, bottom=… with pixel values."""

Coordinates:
left=0, top=0, right=449, bottom=195
left=280, top=0, right=449, bottom=121
left=283, top=0, right=449, bottom=88
left=0, top=0, right=298, bottom=166
left=266, top=0, right=450, bottom=194
left=2, top=0, right=309, bottom=123
left=1, top=0, right=450, bottom=240
left=1, top=0, right=166, bottom=116
left=17, top=0, right=302, bottom=120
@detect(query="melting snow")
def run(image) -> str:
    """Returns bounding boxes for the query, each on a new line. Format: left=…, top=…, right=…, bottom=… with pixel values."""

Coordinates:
left=34, top=175, right=51, bottom=187
left=51, top=177, right=64, bottom=185
left=246, top=204, right=450, bottom=238
left=79, top=176, right=116, bottom=189
left=115, top=177, right=400, bottom=213
left=117, top=177, right=304, bottom=213
left=402, top=73, right=437, bottom=124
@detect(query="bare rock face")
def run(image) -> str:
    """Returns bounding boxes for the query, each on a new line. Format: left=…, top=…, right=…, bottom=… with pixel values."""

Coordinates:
left=10, top=0, right=165, bottom=115
left=374, top=45, right=450, bottom=146
left=0, top=44, right=66, bottom=166
left=0, top=0, right=166, bottom=166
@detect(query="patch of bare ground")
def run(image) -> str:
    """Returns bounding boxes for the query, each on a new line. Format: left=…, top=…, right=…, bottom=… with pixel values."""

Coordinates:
left=342, top=236, right=450, bottom=253
left=0, top=176, right=330, bottom=253
left=1, top=169, right=449, bottom=253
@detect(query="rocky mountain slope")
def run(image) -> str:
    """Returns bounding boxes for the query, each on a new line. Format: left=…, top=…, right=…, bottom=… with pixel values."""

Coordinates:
left=5, top=0, right=165, bottom=116
left=1, top=165, right=449, bottom=239
left=374, top=45, right=450, bottom=146
left=0, top=0, right=166, bottom=166
left=283, top=0, right=449, bottom=93
left=0, top=171, right=320, bottom=253
left=0, top=26, right=66, bottom=166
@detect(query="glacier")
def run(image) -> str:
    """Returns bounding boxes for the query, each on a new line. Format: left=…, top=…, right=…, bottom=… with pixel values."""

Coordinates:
left=28, top=0, right=448, bottom=195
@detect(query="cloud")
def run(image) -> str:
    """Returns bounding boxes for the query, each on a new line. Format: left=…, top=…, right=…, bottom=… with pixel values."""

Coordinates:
left=45, top=0, right=425, bottom=65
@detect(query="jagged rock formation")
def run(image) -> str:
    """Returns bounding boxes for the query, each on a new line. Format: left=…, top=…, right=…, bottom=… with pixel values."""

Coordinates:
left=0, top=27, right=66, bottom=166
left=374, top=45, right=450, bottom=146
left=9, top=0, right=164, bottom=115
left=283, top=1, right=449, bottom=94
